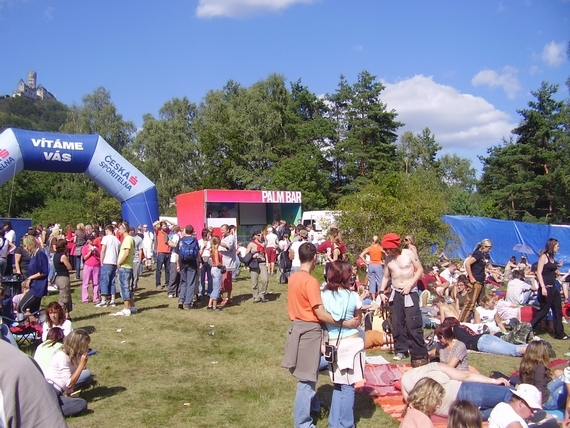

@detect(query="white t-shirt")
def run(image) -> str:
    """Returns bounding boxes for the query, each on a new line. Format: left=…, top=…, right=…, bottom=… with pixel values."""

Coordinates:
left=170, top=234, right=180, bottom=263
left=4, top=229, right=16, bottom=254
left=220, top=234, right=237, bottom=270
left=475, top=306, right=500, bottom=333
left=142, top=230, right=154, bottom=248
left=290, top=241, right=304, bottom=268
left=101, top=234, right=121, bottom=265
left=44, top=350, right=76, bottom=394
left=440, top=268, right=456, bottom=286
left=506, top=278, right=532, bottom=305
left=41, top=319, right=73, bottom=342
left=265, top=232, right=278, bottom=248
left=199, top=238, right=211, bottom=259
left=488, top=402, right=528, bottom=428
left=0, top=238, right=9, bottom=258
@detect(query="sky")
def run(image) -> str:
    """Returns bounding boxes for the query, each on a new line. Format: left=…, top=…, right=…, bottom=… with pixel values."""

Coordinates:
left=1, top=0, right=569, bottom=173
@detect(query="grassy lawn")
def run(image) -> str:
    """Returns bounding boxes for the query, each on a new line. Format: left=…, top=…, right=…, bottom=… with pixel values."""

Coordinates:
left=36, top=267, right=569, bottom=427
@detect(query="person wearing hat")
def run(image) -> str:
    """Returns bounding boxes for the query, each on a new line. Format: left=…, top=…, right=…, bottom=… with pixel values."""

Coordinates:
left=488, top=383, right=545, bottom=428
left=246, top=230, right=268, bottom=303
left=379, top=233, right=428, bottom=366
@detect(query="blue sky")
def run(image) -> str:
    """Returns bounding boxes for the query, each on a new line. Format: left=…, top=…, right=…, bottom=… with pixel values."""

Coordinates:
left=1, top=0, right=568, bottom=171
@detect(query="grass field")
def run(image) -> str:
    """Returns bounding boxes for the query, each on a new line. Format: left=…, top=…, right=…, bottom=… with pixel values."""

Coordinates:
left=34, top=266, right=569, bottom=427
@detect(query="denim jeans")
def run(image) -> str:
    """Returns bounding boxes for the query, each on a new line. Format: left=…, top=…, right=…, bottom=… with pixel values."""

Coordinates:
left=118, top=267, right=133, bottom=301
left=74, top=250, right=83, bottom=279
left=155, top=253, right=170, bottom=287
left=179, top=261, right=198, bottom=305
left=477, top=333, right=524, bottom=356
left=294, top=381, right=320, bottom=428
left=544, top=375, right=568, bottom=410
left=457, top=381, right=512, bottom=420
left=200, top=262, right=212, bottom=295
left=329, top=383, right=355, bottom=428
left=99, top=264, right=117, bottom=296
left=210, top=267, right=222, bottom=300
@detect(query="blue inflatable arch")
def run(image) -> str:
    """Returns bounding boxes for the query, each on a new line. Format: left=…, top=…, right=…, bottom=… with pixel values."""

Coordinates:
left=0, top=128, right=159, bottom=227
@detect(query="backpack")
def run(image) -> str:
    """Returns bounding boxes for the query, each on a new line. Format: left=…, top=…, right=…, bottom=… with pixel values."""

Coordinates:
left=179, top=236, right=199, bottom=261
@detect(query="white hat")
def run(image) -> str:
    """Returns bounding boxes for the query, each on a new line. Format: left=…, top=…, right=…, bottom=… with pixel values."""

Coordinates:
left=111, top=221, right=117, bottom=225
left=511, top=384, right=542, bottom=410
left=432, top=266, right=439, bottom=272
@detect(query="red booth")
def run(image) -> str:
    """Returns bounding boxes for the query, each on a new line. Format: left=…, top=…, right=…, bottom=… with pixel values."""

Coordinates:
left=176, top=189, right=302, bottom=240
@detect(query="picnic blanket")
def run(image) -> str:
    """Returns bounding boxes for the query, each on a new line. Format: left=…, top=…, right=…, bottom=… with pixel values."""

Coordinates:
left=358, top=363, right=482, bottom=428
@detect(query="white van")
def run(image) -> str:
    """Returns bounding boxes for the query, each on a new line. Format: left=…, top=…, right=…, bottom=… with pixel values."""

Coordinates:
left=301, top=210, right=340, bottom=240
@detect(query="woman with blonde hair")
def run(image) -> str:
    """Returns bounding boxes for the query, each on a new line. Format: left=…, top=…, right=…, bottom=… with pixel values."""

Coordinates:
left=399, top=377, right=445, bottom=427
left=359, top=235, right=384, bottom=300
left=461, top=238, right=493, bottom=322
left=17, top=235, right=49, bottom=314
left=447, top=400, right=483, bottom=428
left=207, top=236, right=223, bottom=311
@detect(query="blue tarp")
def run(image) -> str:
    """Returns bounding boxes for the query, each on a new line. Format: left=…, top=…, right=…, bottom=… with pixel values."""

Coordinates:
left=442, top=215, right=570, bottom=268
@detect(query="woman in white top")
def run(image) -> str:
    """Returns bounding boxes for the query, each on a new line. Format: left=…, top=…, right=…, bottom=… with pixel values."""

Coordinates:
left=41, top=301, right=72, bottom=342
left=321, top=260, right=364, bottom=428
left=44, top=329, right=92, bottom=394
left=474, top=295, right=507, bottom=334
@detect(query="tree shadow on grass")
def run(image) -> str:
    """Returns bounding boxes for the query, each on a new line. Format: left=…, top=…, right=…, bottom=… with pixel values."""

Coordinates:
left=133, top=287, right=165, bottom=302
left=82, top=385, right=127, bottom=403
left=316, top=384, right=377, bottom=424
left=136, top=304, right=169, bottom=313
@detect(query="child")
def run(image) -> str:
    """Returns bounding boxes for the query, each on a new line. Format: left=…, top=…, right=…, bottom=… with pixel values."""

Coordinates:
left=447, top=400, right=483, bottom=428
left=400, top=377, right=445, bottom=428
left=519, top=340, right=567, bottom=409
left=12, top=280, right=30, bottom=316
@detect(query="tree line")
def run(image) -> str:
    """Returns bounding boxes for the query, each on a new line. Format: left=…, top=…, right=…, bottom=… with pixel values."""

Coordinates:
left=0, top=66, right=568, bottom=261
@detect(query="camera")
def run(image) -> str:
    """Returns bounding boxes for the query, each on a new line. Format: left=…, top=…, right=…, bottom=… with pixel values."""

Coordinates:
left=324, top=343, right=337, bottom=364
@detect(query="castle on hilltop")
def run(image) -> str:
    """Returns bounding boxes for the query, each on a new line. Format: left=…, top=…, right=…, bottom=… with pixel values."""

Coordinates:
left=12, top=71, right=56, bottom=101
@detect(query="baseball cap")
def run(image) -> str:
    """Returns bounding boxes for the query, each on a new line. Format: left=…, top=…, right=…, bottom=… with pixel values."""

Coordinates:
left=381, top=233, right=401, bottom=249
left=299, top=230, right=308, bottom=238
left=511, top=384, right=542, bottom=410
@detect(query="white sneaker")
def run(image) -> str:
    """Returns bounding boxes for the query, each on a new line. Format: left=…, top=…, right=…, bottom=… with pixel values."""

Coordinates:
left=48, top=285, right=58, bottom=292
left=111, top=308, right=131, bottom=317
left=94, top=300, right=108, bottom=307
left=109, top=300, right=116, bottom=307
left=130, top=307, right=138, bottom=314
left=167, top=294, right=174, bottom=298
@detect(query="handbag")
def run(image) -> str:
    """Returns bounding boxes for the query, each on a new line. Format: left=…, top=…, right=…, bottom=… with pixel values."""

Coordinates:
left=249, top=258, right=259, bottom=269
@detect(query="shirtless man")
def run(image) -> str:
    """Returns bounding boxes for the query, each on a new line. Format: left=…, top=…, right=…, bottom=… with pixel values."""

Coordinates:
left=433, top=296, right=460, bottom=322
left=379, top=233, right=429, bottom=366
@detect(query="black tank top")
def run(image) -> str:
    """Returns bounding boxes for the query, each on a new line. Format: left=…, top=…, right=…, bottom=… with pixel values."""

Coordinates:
left=541, top=257, right=557, bottom=286
left=54, top=253, right=69, bottom=277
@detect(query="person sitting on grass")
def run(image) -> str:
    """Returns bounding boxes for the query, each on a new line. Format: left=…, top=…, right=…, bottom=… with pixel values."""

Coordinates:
left=447, top=400, right=483, bottom=428
left=42, top=301, right=73, bottom=342
left=474, top=295, right=508, bottom=334
left=399, top=377, right=445, bottom=428
left=430, top=322, right=469, bottom=371
left=44, top=329, right=92, bottom=417
left=34, top=326, right=65, bottom=374
left=518, top=340, right=568, bottom=410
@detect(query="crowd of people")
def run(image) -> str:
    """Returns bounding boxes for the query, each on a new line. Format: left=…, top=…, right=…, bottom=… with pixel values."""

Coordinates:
left=4, top=217, right=570, bottom=427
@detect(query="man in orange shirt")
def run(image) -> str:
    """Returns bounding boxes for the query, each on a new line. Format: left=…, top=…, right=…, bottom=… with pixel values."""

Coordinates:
left=153, top=221, right=170, bottom=289
left=282, top=242, right=359, bottom=428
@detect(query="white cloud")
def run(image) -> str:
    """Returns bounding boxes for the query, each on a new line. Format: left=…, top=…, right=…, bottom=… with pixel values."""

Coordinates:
left=44, top=6, right=54, bottom=20
left=381, top=75, right=516, bottom=157
left=471, top=66, right=521, bottom=99
left=541, top=41, right=566, bottom=68
left=196, top=0, right=317, bottom=18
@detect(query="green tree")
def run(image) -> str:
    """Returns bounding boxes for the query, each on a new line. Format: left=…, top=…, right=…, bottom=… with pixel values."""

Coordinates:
left=131, top=97, right=200, bottom=214
left=335, top=171, right=451, bottom=262
left=61, top=87, right=135, bottom=153
left=479, top=83, right=568, bottom=221
left=326, top=71, right=403, bottom=194
left=397, top=128, right=441, bottom=174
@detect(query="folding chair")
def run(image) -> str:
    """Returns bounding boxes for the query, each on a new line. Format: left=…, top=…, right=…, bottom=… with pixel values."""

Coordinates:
left=1, top=310, right=42, bottom=352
